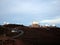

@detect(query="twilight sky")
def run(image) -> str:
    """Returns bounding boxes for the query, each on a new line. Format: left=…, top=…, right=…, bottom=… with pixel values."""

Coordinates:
left=0, top=0, right=60, bottom=27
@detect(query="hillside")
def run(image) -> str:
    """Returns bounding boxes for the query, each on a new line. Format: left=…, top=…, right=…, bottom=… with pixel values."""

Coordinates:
left=0, top=24, right=60, bottom=45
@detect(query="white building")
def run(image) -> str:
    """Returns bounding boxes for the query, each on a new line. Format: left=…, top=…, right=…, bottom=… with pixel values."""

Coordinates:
left=30, top=21, right=40, bottom=28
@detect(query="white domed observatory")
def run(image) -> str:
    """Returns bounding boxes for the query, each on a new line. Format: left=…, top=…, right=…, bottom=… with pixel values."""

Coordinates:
left=52, top=24, right=56, bottom=27
left=30, top=21, right=40, bottom=28
left=3, top=22, right=9, bottom=25
left=50, top=24, right=56, bottom=27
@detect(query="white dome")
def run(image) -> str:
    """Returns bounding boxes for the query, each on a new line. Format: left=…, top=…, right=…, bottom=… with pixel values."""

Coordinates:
left=32, top=21, right=39, bottom=24
left=3, top=22, right=9, bottom=24
left=52, top=24, right=56, bottom=26
left=45, top=24, right=49, bottom=26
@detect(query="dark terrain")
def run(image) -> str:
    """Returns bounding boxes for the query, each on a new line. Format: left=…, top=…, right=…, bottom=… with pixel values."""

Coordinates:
left=0, top=24, right=60, bottom=45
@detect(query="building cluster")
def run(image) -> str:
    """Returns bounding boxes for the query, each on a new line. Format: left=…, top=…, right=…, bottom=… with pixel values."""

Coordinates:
left=3, top=21, right=56, bottom=28
left=29, top=21, right=56, bottom=28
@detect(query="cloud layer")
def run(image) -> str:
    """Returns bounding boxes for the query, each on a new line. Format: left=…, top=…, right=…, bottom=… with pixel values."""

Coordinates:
left=41, top=18, right=60, bottom=24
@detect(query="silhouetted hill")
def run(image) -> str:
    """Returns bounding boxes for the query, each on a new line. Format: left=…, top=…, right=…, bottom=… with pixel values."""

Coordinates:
left=0, top=24, right=60, bottom=45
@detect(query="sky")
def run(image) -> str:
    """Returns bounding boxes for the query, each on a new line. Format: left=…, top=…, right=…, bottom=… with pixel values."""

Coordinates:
left=0, top=0, right=60, bottom=27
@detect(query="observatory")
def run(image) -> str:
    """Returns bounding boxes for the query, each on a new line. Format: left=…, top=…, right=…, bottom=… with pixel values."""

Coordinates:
left=3, top=22, right=9, bottom=25
left=30, top=21, right=40, bottom=28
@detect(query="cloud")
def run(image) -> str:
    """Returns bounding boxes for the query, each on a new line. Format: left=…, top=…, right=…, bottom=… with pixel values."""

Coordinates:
left=41, top=18, right=60, bottom=24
